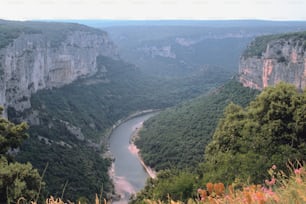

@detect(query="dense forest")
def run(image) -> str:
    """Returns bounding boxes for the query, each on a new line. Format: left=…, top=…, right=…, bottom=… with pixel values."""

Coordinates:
left=135, top=80, right=259, bottom=171
left=14, top=56, right=231, bottom=201
left=132, top=82, right=306, bottom=203
left=2, top=20, right=306, bottom=203
left=202, top=82, right=306, bottom=184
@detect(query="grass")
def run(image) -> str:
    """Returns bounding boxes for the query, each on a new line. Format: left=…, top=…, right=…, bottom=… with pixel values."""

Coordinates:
left=18, top=194, right=109, bottom=204
left=143, top=162, right=306, bottom=204
left=16, top=162, right=306, bottom=204
left=197, top=163, right=306, bottom=204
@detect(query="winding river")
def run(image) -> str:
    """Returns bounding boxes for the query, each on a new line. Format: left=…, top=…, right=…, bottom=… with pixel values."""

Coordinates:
left=109, top=112, right=158, bottom=204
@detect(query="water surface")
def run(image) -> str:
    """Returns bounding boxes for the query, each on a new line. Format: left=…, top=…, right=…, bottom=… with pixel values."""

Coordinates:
left=109, top=112, right=157, bottom=203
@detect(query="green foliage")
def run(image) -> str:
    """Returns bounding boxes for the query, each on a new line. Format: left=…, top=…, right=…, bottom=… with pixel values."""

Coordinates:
left=135, top=80, right=258, bottom=171
left=154, top=171, right=196, bottom=202
left=202, top=82, right=306, bottom=185
left=0, top=107, right=28, bottom=155
left=0, top=20, right=38, bottom=49
left=243, top=31, right=306, bottom=57
left=243, top=35, right=280, bottom=57
left=277, top=56, right=287, bottom=63
left=0, top=107, right=43, bottom=203
left=130, top=169, right=197, bottom=203
left=0, top=156, right=42, bottom=203
left=17, top=136, right=112, bottom=201
left=14, top=56, right=230, bottom=201
left=0, top=19, right=104, bottom=49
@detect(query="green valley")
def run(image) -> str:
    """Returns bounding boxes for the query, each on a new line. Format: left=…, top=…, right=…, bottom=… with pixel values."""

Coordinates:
left=135, top=80, right=259, bottom=171
left=14, top=56, right=230, bottom=201
left=2, top=20, right=306, bottom=204
left=132, top=82, right=306, bottom=203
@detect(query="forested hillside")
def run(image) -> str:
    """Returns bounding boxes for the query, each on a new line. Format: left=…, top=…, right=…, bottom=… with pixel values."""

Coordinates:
left=202, top=82, right=306, bottom=184
left=105, top=21, right=306, bottom=78
left=3, top=20, right=306, bottom=203
left=132, top=82, right=306, bottom=203
left=135, top=80, right=259, bottom=171
left=14, top=56, right=231, bottom=201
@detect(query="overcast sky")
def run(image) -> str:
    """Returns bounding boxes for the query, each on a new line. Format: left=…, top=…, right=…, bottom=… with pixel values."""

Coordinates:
left=1, top=0, right=306, bottom=21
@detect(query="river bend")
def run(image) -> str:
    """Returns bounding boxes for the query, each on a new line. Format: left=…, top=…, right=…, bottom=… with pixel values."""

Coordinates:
left=109, top=112, right=157, bottom=204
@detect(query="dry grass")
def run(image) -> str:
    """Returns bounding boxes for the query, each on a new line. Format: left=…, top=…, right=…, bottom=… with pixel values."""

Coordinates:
left=144, top=163, right=306, bottom=204
left=197, top=163, right=306, bottom=204
left=17, top=194, right=108, bottom=204
left=18, top=163, right=306, bottom=204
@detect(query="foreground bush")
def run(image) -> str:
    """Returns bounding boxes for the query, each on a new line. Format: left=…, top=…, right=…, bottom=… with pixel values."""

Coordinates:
left=143, top=163, right=306, bottom=204
left=0, top=107, right=43, bottom=203
left=203, top=82, right=306, bottom=185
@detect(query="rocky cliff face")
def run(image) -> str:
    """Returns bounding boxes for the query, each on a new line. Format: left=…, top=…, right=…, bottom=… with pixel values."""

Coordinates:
left=239, top=33, right=306, bottom=90
left=0, top=22, right=117, bottom=115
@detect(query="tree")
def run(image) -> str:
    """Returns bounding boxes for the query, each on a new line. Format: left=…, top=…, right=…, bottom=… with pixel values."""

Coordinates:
left=130, top=169, right=197, bottom=204
left=0, top=107, right=43, bottom=203
left=0, top=107, right=28, bottom=155
left=202, top=82, right=306, bottom=185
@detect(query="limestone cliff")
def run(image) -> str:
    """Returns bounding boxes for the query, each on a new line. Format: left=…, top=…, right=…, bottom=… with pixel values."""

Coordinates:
left=239, top=32, right=306, bottom=90
left=0, top=21, right=117, bottom=114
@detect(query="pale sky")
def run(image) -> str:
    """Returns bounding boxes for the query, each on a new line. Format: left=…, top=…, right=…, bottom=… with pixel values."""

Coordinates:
left=1, top=0, right=306, bottom=21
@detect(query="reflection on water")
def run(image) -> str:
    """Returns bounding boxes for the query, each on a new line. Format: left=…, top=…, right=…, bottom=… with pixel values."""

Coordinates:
left=109, top=113, right=157, bottom=204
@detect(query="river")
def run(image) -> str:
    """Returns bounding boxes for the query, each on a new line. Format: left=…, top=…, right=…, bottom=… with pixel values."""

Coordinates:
left=109, top=112, right=158, bottom=204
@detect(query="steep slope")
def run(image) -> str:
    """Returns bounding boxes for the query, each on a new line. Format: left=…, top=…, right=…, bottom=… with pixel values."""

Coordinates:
left=132, top=82, right=306, bottom=204
left=239, top=31, right=306, bottom=90
left=105, top=21, right=306, bottom=78
left=0, top=20, right=237, bottom=201
left=15, top=55, right=232, bottom=201
left=135, top=80, right=258, bottom=171
left=0, top=20, right=117, bottom=115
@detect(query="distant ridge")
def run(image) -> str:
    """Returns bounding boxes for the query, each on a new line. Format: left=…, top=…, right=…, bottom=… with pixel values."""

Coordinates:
left=35, top=19, right=306, bottom=28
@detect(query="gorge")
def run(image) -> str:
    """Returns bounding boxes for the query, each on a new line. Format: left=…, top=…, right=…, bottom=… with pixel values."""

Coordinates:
left=1, top=19, right=306, bottom=202
left=130, top=31, right=306, bottom=203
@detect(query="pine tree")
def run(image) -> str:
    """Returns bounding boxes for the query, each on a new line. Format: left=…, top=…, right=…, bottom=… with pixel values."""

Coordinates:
left=0, top=107, right=43, bottom=203
left=203, top=82, right=306, bottom=184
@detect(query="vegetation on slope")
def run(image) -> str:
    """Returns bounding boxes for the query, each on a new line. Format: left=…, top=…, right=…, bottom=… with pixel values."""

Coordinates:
left=243, top=31, right=306, bottom=57
left=140, top=163, right=306, bottom=204
left=14, top=56, right=231, bottom=202
left=196, top=163, right=306, bottom=204
left=14, top=162, right=306, bottom=204
left=132, top=82, right=306, bottom=203
left=0, top=107, right=43, bottom=203
left=0, top=19, right=104, bottom=49
left=135, top=80, right=259, bottom=171
left=202, top=82, right=306, bottom=185
left=107, top=26, right=253, bottom=77
left=106, top=22, right=306, bottom=78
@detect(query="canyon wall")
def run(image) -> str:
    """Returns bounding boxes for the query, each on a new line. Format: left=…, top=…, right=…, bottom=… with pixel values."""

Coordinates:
left=239, top=33, right=306, bottom=90
left=0, top=21, right=118, bottom=114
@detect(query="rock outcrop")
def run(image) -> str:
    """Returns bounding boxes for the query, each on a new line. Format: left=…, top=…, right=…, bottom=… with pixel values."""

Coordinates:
left=0, top=21, right=118, bottom=115
left=138, top=45, right=176, bottom=59
left=239, top=32, right=306, bottom=90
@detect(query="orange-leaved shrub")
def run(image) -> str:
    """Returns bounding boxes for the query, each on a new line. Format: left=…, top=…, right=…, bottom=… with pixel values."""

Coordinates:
left=143, top=163, right=306, bottom=204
